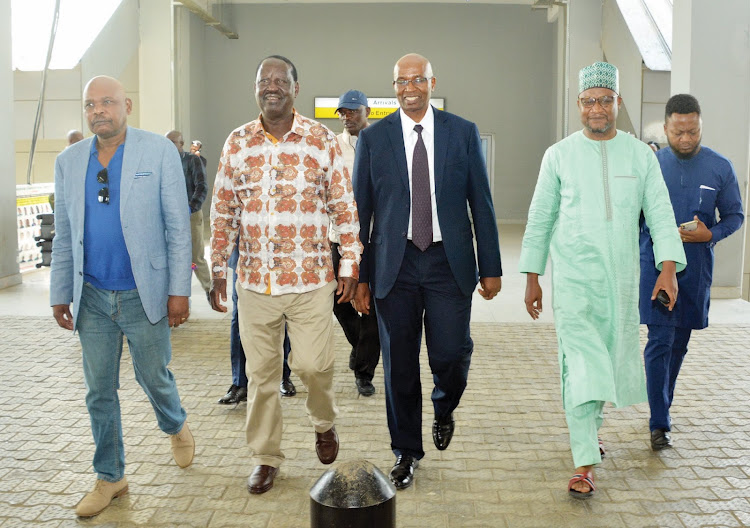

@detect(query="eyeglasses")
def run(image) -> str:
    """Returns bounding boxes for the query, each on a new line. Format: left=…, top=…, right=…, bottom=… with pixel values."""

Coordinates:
left=97, top=168, right=109, bottom=205
left=257, top=78, right=291, bottom=88
left=393, top=77, right=432, bottom=87
left=579, top=95, right=616, bottom=108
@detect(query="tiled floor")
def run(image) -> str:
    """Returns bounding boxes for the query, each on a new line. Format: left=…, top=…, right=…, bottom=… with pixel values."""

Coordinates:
left=1, top=225, right=750, bottom=527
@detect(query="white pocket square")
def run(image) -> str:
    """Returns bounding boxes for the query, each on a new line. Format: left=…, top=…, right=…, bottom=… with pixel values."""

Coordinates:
left=134, top=171, right=152, bottom=178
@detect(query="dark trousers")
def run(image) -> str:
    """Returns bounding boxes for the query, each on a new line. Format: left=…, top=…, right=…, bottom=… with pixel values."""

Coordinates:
left=231, top=276, right=291, bottom=388
left=375, top=241, right=473, bottom=460
left=331, top=242, right=381, bottom=381
left=644, top=324, right=692, bottom=431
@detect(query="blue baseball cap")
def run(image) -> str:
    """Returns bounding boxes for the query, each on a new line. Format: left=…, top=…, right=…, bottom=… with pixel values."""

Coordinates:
left=336, top=90, right=368, bottom=111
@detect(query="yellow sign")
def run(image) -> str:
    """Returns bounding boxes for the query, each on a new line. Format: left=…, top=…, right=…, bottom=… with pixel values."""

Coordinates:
left=314, top=97, right=445, bottom=120
left=17, top=195, right=50, bottom=207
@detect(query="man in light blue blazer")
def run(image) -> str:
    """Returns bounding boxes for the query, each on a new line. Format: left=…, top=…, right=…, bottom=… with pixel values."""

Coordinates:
left=353, top=54, right=503, bottom=490
left=50, top=76, right=195, bottom=518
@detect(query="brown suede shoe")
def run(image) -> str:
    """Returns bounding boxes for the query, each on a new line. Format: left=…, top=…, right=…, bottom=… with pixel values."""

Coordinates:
left=247, top=465, right=278, bottom=494
left=171, top=422, right=195, bottom=468
left=315, top=426, right=339, bottom=464
left=75, top=477, right=129, bottom=518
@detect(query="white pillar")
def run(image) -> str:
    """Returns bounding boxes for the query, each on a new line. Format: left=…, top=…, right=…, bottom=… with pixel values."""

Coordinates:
left=173, top=6, right=191, bottom=139
left=0, top=0, right=21, bottom=289
left=566, top=0, right=603, bottom=136
left=672, top=0, right=750, bottom=299
left=138, top=0, right=174, bottom=134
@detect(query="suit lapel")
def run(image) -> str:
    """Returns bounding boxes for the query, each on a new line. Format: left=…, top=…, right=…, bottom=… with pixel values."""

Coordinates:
left=433, top=108, right=449, bottom=202
left=385, top=112, right=410, bottom=192
left=119, top=127, right=143, bottom=214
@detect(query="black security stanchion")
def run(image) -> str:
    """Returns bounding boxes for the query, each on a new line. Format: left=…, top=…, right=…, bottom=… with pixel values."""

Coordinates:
left=310, top=460, right=395, bottom=528
left=35, top=213, right=55, bottom=268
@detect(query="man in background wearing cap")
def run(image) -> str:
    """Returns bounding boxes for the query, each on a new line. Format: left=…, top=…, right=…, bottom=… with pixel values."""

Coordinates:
left=332, top=90, right=381, bottom=397
left=519, top=61, right=686, bottom=499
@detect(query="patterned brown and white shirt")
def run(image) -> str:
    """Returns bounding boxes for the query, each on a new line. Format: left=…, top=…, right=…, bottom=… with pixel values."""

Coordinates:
left=210, top=112, right=362, bottom=295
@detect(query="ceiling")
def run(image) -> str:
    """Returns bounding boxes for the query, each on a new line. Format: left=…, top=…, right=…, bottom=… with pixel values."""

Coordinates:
left=227, top=0, right=533, bottom=4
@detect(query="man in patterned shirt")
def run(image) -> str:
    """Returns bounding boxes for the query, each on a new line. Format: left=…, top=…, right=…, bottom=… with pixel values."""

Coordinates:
left=209, top=55, right=362, bottom=495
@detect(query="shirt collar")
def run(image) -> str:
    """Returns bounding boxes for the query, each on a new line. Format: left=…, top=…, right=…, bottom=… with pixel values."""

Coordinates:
left=89, top=131, right=127, bottom=157
left=400, top=105, right=434, bottom=137
left=249, top=110, right=310, bottom=141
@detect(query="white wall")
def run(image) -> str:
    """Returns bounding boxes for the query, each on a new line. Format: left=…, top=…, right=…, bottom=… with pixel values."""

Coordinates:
left=195, top=3, right=556, bottom=223
left=1, top=0, right=20, bottom=288
left=672, top=0, right=750, bottom=298
left=602, top=0, right=644, bottom=136
left=13, top=0, right=140, bottom=185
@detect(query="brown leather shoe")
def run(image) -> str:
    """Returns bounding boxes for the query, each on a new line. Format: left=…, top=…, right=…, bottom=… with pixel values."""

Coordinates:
left=315, top=426, right=339, bottom=464
left=247, top=465, right=278, bottom=494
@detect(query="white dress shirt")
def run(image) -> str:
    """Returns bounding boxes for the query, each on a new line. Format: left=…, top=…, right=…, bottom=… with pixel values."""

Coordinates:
left=400, top=107, right=442, bottom=242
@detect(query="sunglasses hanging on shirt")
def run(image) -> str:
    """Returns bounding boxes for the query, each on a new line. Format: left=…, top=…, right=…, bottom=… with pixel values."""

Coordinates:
left=97, top=168, right=109, bottom=204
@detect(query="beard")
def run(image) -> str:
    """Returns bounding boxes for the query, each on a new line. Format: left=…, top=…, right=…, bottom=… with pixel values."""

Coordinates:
left=586, top=121, right=612, bottom=135
left=669, top=141, right=701, bottom=160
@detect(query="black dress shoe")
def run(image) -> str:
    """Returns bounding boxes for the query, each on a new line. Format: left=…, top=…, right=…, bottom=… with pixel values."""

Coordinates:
left=651, top=428, right=673, bottom=450
left=218, top=385, right=247, bottom=405
left=280, top=378, right=296, bottom=397
left=247, top=465, right=278, bottom=494
left=389, top=455, right=419, bottom=490
left=433, top=413, right=455, bottom=451
left=355, top=378, right=375, bottom=397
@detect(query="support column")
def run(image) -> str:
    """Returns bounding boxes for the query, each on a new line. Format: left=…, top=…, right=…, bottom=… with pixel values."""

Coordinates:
left=672, top=0, right=750, bottom=299
left=0, top=0, right=20, bottom=289
left=566, top=0, right=603, bottom=136
left=138, top=0, right=174, bottom=134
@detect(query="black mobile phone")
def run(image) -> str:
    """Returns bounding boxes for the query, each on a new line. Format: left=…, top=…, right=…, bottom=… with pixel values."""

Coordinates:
left=656, top=290, right=670, bottom=306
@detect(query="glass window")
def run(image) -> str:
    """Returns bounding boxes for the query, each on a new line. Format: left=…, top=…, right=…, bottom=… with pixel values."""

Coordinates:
left=11, top=0, right=123, bottom=70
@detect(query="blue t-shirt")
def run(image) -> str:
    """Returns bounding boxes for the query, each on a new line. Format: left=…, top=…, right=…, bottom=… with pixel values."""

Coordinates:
left=83, top=140, right=137, bottom=290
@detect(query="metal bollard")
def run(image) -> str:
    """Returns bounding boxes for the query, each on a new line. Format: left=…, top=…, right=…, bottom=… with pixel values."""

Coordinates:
left=310, top=460, right=396, bottom=528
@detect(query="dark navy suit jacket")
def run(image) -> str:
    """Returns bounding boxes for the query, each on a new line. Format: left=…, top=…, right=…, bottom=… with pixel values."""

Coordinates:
left=353, top=107, right=502, bottom=299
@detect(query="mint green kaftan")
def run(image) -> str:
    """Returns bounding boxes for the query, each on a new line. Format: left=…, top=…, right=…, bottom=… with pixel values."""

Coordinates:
left=520, top=131, right=686, bottom=410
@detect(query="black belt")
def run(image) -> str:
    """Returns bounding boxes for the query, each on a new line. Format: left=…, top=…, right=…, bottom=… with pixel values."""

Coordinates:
left=407, top=239, right=443, bottom=248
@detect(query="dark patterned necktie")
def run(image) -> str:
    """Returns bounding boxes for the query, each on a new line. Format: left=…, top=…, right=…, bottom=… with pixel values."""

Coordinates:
left=411, top=124, right=432, bottom=251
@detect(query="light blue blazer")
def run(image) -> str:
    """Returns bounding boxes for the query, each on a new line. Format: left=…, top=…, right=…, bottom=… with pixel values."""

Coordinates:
left=50, top=126, right=192, bottom=326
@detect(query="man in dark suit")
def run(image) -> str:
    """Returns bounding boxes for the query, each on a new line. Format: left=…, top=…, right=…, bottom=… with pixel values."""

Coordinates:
left=353, top=53, right=502, bottom=490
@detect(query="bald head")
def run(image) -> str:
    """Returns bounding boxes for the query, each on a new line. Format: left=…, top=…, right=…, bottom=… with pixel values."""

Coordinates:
left=84, top=76, right=125, bottom=100
left=393, top=53, right=433, bottom=80
left=392, top=53, right=436, bottom=121
left=166, top=130, right=184, bottom=152
left=66, top=129, right=84, bottom=146
left=83, top=75, right=131, bottom=143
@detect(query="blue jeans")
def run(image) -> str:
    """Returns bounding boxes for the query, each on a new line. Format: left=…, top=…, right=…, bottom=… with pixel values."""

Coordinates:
left=644, top=325, right=692, bottom=431
left=231, top=277, right=290, bottom=388
left=77, top=283, right=187, bottom=482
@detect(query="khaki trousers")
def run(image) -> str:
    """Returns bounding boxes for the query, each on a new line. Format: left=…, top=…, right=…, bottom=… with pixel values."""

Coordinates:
left=190, top=210, right=211, bottom=292
left=236, top=280, right=338, bottom=468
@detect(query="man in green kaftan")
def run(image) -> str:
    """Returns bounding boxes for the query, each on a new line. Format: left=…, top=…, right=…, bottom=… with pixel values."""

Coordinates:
left=519, top=62, right=686, bottom=499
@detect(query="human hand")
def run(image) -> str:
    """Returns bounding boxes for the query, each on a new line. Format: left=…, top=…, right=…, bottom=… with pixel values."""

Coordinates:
left=168, top=296, right=190, bottom=327
left=651, top=261, right=678, bottom=311
left=524, top=274, right=543, bottom=320
left=478, top=276, right=502, bottom=300
left=352, top=283, right=371, bottom=315
left=52, top=304, right=74, bottom=330
left=336, top=277, right=358, bottom=304
left=679, top=215, right=712, bottom=243
left=210, top=278, right=228, bottom=313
